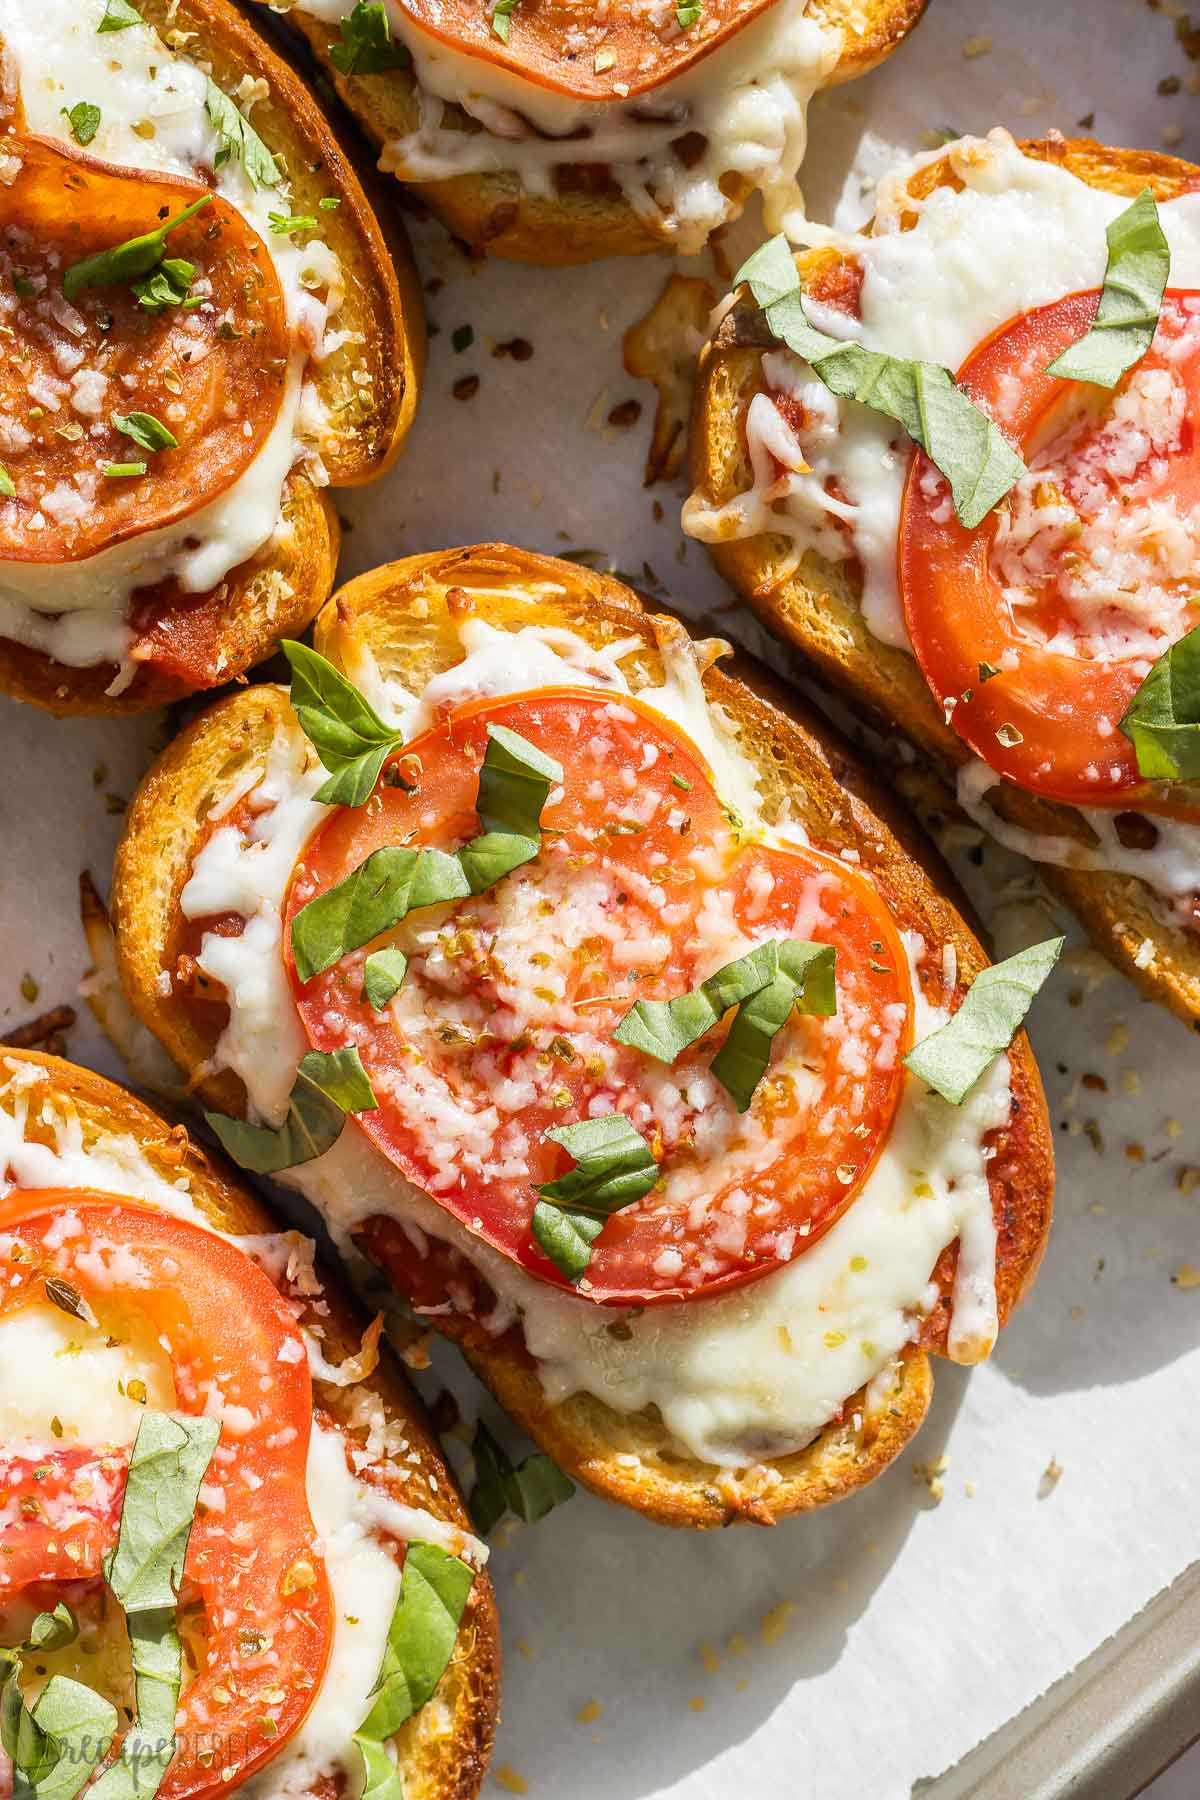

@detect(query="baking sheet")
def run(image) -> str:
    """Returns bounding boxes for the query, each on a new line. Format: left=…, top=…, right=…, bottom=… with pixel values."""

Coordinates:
left=6, top=0, right=1200, bottom=1793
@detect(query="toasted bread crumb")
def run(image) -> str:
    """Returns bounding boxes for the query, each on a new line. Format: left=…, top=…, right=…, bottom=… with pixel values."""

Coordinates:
left=689, top=1696, right=706, bottom=1713
left=761, top=1602, right=794, bottom=1646
left=576, top=1701, right=603, bottom=1725
left=495, top=1768, right=529, bottom=1795
left=1038, top=1457, right=1064, bottom=1498
left=1173, top=1263, right=1200, bottom=1289
left=962, top=33, right=992, bottom=56
left=699, top=1642, right=720, bottom=1676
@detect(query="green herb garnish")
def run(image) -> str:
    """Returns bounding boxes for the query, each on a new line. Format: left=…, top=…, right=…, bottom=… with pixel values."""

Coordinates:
left=1046, top=189, right=1170, bottom=389
left=204, top=79, right=280, bottom=189
left=469, top=1420, right=574, bottom=1534
left=62, top=194, right=211, bottom=304
left=903, top=937, right=1064, bottom=1104
left=97, top=0, right=140, bottom=30
left=362, top=946, right=409, bottom=1010
left=1118, top=621, right=1200, bottom=781
left=491, top=0, right=520, bottom=41
left=206, top=1046, right=377, bottom=1173
left=328, top=0, right=412, bottom=75
left=532, top=1115, right=659, bottom=1282
left=112, top=412, right=178, bottom=454
left=62, top=102, right=101, bottom=146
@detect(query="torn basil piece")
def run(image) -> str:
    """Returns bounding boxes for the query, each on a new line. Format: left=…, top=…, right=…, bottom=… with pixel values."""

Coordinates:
left=614, top=939, right=783, bottom=1062
left=1, top=1667, right=117, bottom=1800
left=735, top=236, right=1026, bottom=529
left=457, top=832, right=540, bottom=896
left=28, top=1606, right=77, bottom=1654
left=469, top=1421, right=574, bottom=1536
left=1046, top=189, right=1170, bottom=388
left=206, top=1047, right=377, bottom=1173
left=708, top=941, right=837, bottom=1112
left=358, top=1544, right=475, bottom=1739
left=362, top=947, right=408, bottom=1010
left=353, top=1734, right=403, bottom=1800
left=292, top=846, right=469, bottom=982
left=904, top=937, right=1064, bottom=1104
left=204, top=79, right=280, bottom=189
left=62, top=195, right=212, bottom=303
left=532, top=1115, right=659, bottom=1282
left=1118, top=622, right=1200, bottom=782
left=284, top=641, right=407, bottom=808
left=329, top=0, right=412, bottom=73
left=475, top=724, right=563, bottom=838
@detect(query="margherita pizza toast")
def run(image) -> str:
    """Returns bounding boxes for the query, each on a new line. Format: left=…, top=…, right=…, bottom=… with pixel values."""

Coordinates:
left=266, top=0, right=926, bottom=262
left=0, top=0, right=423, bottom=714
left=109, top=543, right=1055, bottom=1528
left=687, top=130, right=1200, bottom=1027
left=0, top=1046, right=498, bottom=1800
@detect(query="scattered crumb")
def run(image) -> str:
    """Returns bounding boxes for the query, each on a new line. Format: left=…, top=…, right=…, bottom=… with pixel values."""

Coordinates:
left=913, top=1454, right=949, bottom=1504
left=576, top=1701, right=602, bottom=1725
left=727, top=1633, right=748, bottom=1657
left=1173, top=1264, right=1200, bottom=1289
left=1166, top=1119, right=1182, bottom=1139
left=964, top=1480, right=977, bottom=1499
left=699, top=1642, right=720, bottom=1676
left=1106, top=1024, right=1130, bottom=1056
left=452, top=374, right=480, bottom=402
left=1038, top=1457, right=1064, bottom=1499
left=494, top=1769, right=528, bottom=1796
left=516, top=1637, right=533, bottom=1660
left=1177, top=1168, right=1200, bottom=1194
left=1163, top=122, right=1185, bottom=145
left=1121, top=1069, right=1143, bottom=1097
left=760, top=1602, right=794, bottom=1646
left=735, top=1678, right=749, bottom=1693
left=962, top=33, right=992, bottom=56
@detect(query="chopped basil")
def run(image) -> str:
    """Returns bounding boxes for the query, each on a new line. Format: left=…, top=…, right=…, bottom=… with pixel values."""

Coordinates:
left=102, top=462, right=146, bottom=478
left=362, top=946, right=408, bottom=1009
left=28, top=1606, right=77, bottom=1654
left=469, top=1420, right=574, bottom=1535
left=353, top=1735, right=403, bottom=1800
left=292, top=846, right=469, bottom=983
left=532, top=1115, right=658, bottom=1282
left=1118, top=621, right=1200, bottom=781
left=614, top=939, right=783, bottom=1063
left=268, top=212, right=319, bottom=235
left=97, top=0, right=140, bottom=29
left=1046, top=189, right=1170, bottom=388
left=358, top=1544, right=474, bottom=1738
left=319, top=196, right=341, bottom=211
left=112, top=412, right=178, bottom=453
left=284, top=640, right=407, bottom=807
left=328, top=0, right=412, bottom=75
left=709, top=940, right=836, bottom=1112
left=204, top=79, right=280, bottom=189
left=1, top=1665, right=117, bottom=1800
left=736, top=236, right=1026, bottom=530
left=62, top=102, right=101, bottom=146
left=0, top=467, right=13, bottom=499
left=62, top=194, right=212, bottom=303
left=677, top=0, right=702, bottom=25
left=475, top=723, right=562, bottom=838
left=904, top=937, right=1064, bottom=1104
left=457, top=831, right=540, bottom=895
left=132, top=258, right=196, bottom=313
left=206, top=1046, right=377, bottom=1173
left=491, top=0, right=520, bottom=40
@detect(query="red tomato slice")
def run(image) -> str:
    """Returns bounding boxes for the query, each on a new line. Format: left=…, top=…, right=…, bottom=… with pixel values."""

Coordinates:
left=899, top=290, right=1200, bottom=808
left=0, top=1193, right=334, bottom=1800
left=286, top=690, right=912, bottom=1307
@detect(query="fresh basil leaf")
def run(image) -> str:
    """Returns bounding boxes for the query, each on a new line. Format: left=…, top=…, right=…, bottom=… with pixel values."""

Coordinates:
left=207, top=1046, right=377, bottom=1174
left=469, top=1421, right=574, bottom=1536
left=362, top=947, right=408, bottom=1010
left=352, top=1735, right=403, bottom=1800
left=475, top=724, right=562, bottom=838
left=112, top=412, right=178, bottom=454
left=359, top=1543, right=474, bottom=1739
left=736, top=236, right=1026, bottom=529
left=0, top=466, right=14, bottom=499
left=677, top=0, right=703, bottom=26
left=709, top=940, right=837, bottom=1112
left=457, top=832, right=539, bottom=896
left=62, top=195, right=212, bottom=303
left=903, top=937, right=1064, bottom=1104
left=491, top=0, right=520, bottom=40
left=283, top=640, right=407, bottom=808
left=203, top=79, right=280, bottom=189
left=1117, top=621, right=1200, bottom=781
left=4, top=1673, right=117, bottom=1800
left=105, top=1412, right=220, bottom=1612
left=131, top=259, right=195, bottom=314
left=532, top=1115, right=658, bottom=1281
left=62, top=102, right=101, bottom=146
left=291, top=846, right=469, bottom=983
left=1046, top=189, right=1171, bottom=387
left=28, top=1606, right=77, bottom=1653
left=98, top=0, right=140, bottom=29
left=329, top=1, right=412, bottom=74
left=614, top=939, right=781, bottom=1062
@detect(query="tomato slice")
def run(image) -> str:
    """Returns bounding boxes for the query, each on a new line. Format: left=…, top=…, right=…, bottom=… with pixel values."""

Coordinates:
left=899, top=290, right=1200, bottom=808
left=0, top=1193, right=334, bottom=1800
left=400, top=0, right=776, bottom=105
left=286, top=690, right=912, bottom=1306
left=0, top=136, right=288, bottom=568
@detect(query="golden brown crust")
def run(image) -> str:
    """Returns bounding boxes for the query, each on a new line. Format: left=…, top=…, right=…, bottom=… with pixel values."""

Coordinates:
left=281, top=0, right=927, bottom=264
left=0, top=1047, right=498, bottom=1800
left=690, top=134, right=1200, bottom=1029
left=110, top=543, right=1053, bottom=1527
left=0, top=0, right=424, bottom=715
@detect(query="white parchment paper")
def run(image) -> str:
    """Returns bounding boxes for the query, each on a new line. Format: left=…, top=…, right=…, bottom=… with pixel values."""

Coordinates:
left=5, top=0, right=1200, bottom=1793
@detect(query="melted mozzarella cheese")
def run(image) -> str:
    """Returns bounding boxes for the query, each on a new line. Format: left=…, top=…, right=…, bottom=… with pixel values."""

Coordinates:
left=683, top=128, right=1200, bottom=901
left=293, top=0, right=840, bottom=254
left=0, top=0, right=341, bottom=688
left=0, top=1302, right=176, bottom=1449
left=182, top=621, right=1009, bottom=1467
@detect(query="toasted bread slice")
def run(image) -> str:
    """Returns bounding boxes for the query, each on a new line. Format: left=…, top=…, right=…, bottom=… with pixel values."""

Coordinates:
left=0, top=1046, right=498, bottom=1800
left=110, top=543, right=1052, bottom=1528
left=690, top=134, right=1200, bottom=1030
left=275, top=0, right=926, bottom=263
left=0, top=0, right=424, bottom=716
